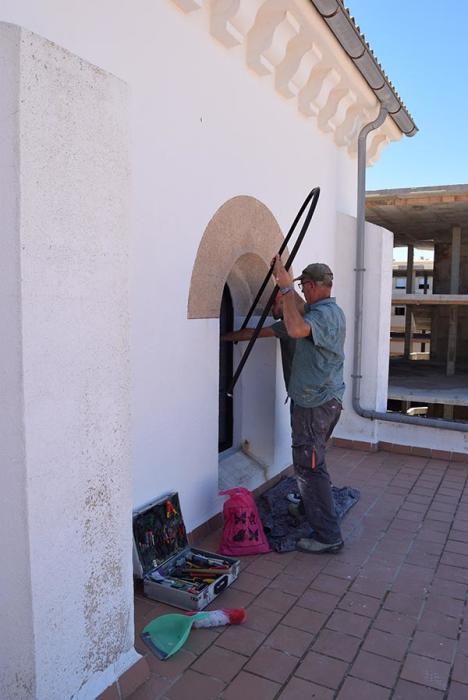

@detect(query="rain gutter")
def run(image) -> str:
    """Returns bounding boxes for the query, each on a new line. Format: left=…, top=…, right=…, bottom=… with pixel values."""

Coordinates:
left=309, top=0, right=417, bottom=136
left=353, top=108, right=467, bottom=432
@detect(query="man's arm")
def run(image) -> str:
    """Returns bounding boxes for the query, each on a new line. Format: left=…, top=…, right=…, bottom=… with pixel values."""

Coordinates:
left=273, top=255, right=311, bottom=338
left=221, top=327, right=277, bottom=342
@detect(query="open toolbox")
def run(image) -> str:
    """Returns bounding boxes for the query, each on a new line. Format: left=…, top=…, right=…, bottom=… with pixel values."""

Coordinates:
left=133, top=492, right=240, bottom=610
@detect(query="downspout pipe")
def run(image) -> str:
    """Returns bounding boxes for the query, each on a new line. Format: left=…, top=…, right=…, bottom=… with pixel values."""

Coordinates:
left=353, top=107, right=467, bottom=432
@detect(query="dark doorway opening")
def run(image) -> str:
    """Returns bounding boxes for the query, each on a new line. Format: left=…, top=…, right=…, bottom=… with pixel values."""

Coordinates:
left=219, top=284, right=234, bottom=452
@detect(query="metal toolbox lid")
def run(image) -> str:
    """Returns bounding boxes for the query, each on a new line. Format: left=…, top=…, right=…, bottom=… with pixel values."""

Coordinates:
left=132, top=492, right=188, bottom=578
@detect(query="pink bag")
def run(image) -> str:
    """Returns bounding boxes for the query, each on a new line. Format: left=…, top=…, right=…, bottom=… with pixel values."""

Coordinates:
left=218, top=487, right=271, bottom=556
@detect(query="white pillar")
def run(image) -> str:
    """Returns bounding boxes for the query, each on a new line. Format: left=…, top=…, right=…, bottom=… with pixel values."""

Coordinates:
left=403, top=244, right=414, bottom=359
left=0, top=23, right=137, bottom=700
left=446, top=225, right=461, bottom=376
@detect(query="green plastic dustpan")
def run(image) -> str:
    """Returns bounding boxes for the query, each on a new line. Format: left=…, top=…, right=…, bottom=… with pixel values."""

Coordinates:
left=141, top=612, right=210, bottom=660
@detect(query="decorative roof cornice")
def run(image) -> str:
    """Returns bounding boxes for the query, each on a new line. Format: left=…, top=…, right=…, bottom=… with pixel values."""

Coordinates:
left=170, top=0, right=417, bottom=163
left=309, top=0, right=417, bottom=136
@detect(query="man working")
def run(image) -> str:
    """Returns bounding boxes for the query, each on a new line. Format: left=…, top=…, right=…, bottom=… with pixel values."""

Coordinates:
left=221, top=292, right=303, bottom=392
left=273, top=255, right=345, bottom=554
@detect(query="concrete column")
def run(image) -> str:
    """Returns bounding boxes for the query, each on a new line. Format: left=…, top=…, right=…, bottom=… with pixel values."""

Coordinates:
left=446, top=225, right=461, bottom=376
left=0, top=24, right=136, bottom=700
left=404, top=245, right=414, bottom=359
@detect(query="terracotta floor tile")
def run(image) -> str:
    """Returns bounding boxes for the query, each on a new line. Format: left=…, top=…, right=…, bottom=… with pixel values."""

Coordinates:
left=312, top=629, right=361, bottom=663
left=253, top=587, right=297, bottom=614
left=362, top=627, right=410, bottom=662
left=126, top=674, right=174, bottom=700
left=424, top=593, right=465, bottom=619
left=383, top=592, right=425, bottom=616
left=338, top=592, right=381, bottom=618
left=392, top=679, right=444, bottom=700
left=447, top=681, right=468, bottom=699
left=264, top=624, right=314, bottom=657
left=183, top=627, right=221, bottom=656
left=282, top=605, right=327, bottom=634
left=146, top=649, right=195, bottom=678
left=216, top=624, right=266, bottom=656
left=245, top=646, right=298, bottom=683
left=231, top=571, right=269, bottom=595
left=322, top=561, right=361, bottom=581
left=243, top=605, right=283, bottom=634
left=436, top=564, right=468, bottom=585
left=268, top=573, right=310, bottom=597
left=430, top=576, right=468, bottom=600
left=243, top=557, right=286, bottom=579
left=373, top=609, right=417, bottom=637
left=165, top=669, right=225, bottom=700
left=410, top=630, right=457, bottom=662
left=310, top=573, right=352, bottom=597
left=335, top=676, right=391, bottom=700
left=221, top=671, right=280, bottom=700
left=205, top=587, right=254, bottom=610
left=99, top=683, right=119, bottom=700
left=191, top=645, right=247, bottom=682
left=350, top=575, right=391, bottom=599
left=326, top=609, right=371, bottom=638
left=400, top=653, right=451, bottom=691
left=295, top=650, right=348, bottom=689
left=263, top=550, right=297, bottom=564
left=297, top=589, right=340, bottom=615
left=278, top=676, right=334, bottom=700
left=451, top=653, right=468, bottom=684
left=130, top=449, right=468, bottom=700
left=350, top=649, right=400, bottom=688
left=458, top=632, right=468, bottom=655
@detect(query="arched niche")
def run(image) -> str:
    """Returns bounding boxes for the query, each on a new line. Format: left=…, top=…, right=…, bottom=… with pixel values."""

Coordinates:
left=188, top=195, right=288, bottom=319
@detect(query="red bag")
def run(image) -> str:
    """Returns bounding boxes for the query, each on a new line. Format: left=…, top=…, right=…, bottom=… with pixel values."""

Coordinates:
left=218, top=487, right=271, bottom=556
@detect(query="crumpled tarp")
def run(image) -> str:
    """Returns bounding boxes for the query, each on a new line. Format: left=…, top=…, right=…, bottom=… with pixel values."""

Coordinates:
left=256, top=476, right=360, bottom=552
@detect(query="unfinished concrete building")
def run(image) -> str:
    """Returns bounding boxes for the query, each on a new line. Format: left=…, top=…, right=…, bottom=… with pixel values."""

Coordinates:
left=366, top=184, right=468, bottom=421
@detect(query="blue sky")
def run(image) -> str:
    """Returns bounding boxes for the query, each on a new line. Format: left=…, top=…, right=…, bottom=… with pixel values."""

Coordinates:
left=348, top=0, right=468, bottom=191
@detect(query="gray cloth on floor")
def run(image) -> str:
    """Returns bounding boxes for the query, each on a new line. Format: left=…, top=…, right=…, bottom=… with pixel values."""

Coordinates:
left=256, top=476, right=360, bottom=552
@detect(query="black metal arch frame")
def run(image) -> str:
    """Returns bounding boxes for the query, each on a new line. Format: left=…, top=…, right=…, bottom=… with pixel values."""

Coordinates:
left=227, top=186, right=321, bottom=395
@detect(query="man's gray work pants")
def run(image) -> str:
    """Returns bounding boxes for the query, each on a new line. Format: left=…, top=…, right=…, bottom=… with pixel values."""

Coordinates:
left=291, top=399, right=342, bottom=544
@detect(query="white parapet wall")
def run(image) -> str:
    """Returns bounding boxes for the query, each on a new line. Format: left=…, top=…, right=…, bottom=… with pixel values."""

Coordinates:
left=0, top=23, right=137, bottom=700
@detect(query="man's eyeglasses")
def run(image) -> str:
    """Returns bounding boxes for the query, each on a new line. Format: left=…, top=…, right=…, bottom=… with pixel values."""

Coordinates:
left=298, top=279, right=312, bottom=291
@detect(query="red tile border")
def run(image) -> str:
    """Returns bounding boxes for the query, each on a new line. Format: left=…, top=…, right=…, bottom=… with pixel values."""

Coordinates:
left=119, top=657, right=150, bottom=699
left=329, top=437, right=468, bottom=463
left=97, top=683, right=120, bottom=700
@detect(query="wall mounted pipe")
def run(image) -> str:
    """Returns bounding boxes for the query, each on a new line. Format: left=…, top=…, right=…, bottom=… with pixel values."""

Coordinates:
left=353, top=108, right=468, bottom=432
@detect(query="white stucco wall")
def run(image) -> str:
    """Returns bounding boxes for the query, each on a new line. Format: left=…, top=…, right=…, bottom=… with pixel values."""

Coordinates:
left=0, top=0, right=360, bottom=531
left=0, top=24, right=136, bottom=700
left=0, top=1, right=463, bottom=539
left=334, top=215, right=393, bottom=443
left=0, top=25, right=36, bottom=700
left=334, top=214, right=468, bottom=454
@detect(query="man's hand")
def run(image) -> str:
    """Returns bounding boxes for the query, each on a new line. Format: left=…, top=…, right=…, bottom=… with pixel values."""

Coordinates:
left=273, top=254, right=293, bottom=289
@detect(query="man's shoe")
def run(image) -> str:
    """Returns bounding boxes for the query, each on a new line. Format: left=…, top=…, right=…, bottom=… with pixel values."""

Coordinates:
left=296, top=537, right=344, bottom=554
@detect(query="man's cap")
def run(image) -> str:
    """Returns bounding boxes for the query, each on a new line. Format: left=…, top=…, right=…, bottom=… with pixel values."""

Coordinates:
left=293, top=263, right=333, bottom=283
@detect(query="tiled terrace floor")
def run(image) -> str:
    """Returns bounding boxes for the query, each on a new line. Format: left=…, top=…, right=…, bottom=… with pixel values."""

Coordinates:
left=130, top=446, right=468, bottom=700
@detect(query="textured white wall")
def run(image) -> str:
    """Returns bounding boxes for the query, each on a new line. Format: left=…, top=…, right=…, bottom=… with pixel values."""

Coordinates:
left=0, top=0, right=358, bottom=528
left=0, top=24, right=36, bottom=700
left=0, top=23, right=136, bottom=700
left=335, top=214, right=393, bottom=444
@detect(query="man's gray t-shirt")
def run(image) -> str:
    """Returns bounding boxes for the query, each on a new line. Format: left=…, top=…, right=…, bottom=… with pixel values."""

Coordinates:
left=270, top=320, right=296, bottom=390
left=288, top=298, right=345, bottom=408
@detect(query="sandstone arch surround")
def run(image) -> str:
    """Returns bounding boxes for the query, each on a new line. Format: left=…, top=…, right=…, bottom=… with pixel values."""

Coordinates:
left=188, top=196, right=287, bottom=319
